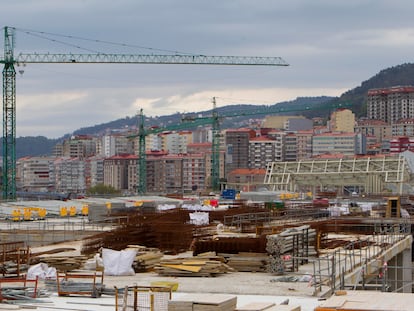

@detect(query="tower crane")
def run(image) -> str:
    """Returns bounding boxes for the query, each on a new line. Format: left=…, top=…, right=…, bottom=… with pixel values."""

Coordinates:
left=0, top=26, right=288, bottom=200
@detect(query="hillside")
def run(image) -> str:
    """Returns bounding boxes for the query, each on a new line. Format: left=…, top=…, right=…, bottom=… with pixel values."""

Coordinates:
left=334, top=63, right=414, bottom=116
left=7, top=62, right=414, bottom=158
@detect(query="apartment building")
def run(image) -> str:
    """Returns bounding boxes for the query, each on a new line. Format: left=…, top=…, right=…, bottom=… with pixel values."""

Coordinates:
left=16, top=156, right=55, bottom=192
left=262, top=115, right=309, bottom=130
left=182, top=153, right=206, bottom=192
left=146, top=151, right=169, bottom=193
left=225, top=128, right=256, bottom=175
left=187, top=142, right=225, bottom=187
left=391, top=118, right=414, bottom=137
left=312, top=132, right=366, bottom=156
left=355, top=119, right=391, bottom=143
left=103, top=154, right=137, bottom=191
left=284, top=133, right=298, bottom=162
left=102, top=134, right=133, bottom=157
left=267, top=131, right=285, bottom=162
left=160, top=131, right=193, bottom=154
left=249, top=136, right=277, bottom=169
left=329, top=108, right=355, bottom=132
left=389, top=136, right=414, bottom=155
left=296, top=130, right=313, bottom=160
left=54, top=157, right=86, bottom=193
left=84, top=156, right=105, bottom=189
left=192, top=127, right=212, bottom=143
left=367, top=86, right=414, bottom=124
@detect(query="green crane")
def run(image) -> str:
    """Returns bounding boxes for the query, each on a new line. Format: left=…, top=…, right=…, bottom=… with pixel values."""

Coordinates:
left=0, top=26, right=288, bottom=200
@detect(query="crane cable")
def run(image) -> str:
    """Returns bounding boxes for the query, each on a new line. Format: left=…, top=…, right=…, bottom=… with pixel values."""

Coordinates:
left=13, top=27, right=200, bottom=56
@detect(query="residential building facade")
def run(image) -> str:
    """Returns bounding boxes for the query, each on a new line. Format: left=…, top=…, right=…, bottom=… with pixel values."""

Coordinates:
left=312, top=132, right=366, bottom=156
left=225, top=128, right=256, bottom=175
left=367, top=86, right=414, bottom=124
left=329, top=108, right=355, bottom=132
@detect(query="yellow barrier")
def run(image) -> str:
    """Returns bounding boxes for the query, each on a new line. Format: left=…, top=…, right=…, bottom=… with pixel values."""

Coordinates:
left=81, top=205, right=88, bottom=216
left=38, top=208, right=47, bottom=219
left=69, top=206, right=77, bottom=217
left=60, top=207, right=68, bottom=217
left=11, top=209, right=21, bottom=221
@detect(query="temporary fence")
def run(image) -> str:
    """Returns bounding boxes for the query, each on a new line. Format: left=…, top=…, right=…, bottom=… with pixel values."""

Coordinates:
left=114, top=285, right=172, bottom=311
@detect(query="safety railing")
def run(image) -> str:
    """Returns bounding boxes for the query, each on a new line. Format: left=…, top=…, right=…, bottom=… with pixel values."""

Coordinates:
left=309, top=221, right=411, bottom=296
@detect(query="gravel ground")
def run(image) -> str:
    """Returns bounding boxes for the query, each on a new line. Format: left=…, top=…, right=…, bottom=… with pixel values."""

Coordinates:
left=103, top=270, right=318, bottom=297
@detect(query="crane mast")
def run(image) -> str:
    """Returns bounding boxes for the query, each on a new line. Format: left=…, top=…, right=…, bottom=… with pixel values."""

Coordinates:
left=1, top=26, right=288, bottom=200
left=137, top=109, right=147, bottom=194
left=2, top=27, right=16, bottom=200
left=211, top=97, right=220, bottom=191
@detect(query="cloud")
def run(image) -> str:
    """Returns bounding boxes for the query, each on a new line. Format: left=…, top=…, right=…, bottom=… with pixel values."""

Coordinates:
left=2, top=0, right=414, bottom=138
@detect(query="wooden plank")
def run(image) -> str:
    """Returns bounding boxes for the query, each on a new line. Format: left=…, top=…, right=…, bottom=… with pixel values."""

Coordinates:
left=160, top=264, right=202, bottom=272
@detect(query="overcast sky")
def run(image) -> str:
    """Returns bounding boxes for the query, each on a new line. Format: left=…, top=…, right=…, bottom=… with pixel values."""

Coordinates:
left=2, top=0, right=414, bottom=138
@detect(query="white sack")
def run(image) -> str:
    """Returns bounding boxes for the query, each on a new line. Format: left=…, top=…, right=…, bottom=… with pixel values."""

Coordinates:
left=102, top=248, right=137, bottom=276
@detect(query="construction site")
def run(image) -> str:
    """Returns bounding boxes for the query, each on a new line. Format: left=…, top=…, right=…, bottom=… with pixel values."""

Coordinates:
left=0, top=170, right=412, bottom=311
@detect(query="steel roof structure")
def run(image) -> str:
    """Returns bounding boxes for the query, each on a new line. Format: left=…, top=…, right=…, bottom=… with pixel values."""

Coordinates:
left=264, top=156, right=413, bottom=195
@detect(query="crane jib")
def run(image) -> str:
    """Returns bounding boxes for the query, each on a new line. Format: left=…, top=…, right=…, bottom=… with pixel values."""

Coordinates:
left=13, top=53, right=289, bottom=66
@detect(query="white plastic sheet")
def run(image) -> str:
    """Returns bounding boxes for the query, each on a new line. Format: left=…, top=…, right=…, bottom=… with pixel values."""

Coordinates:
left=27, top=262, right=57, bottom=280
left=189, top=211, right=209, bottom=225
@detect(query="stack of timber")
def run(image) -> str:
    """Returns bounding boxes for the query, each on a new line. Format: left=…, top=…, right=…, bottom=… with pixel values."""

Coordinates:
left=31, top=255, right=88, bottom=272
left=168, top=293, right=237, bottom=311
left=127, top=245, right=163, bottom=272
left=221, top=252, right=269, bottom=272
left=266, top=225, right=316, bottom=274
left=154, top=255, right=234, bottom=277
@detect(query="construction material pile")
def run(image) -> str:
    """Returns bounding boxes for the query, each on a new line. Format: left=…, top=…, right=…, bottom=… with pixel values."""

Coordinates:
left=223, top=252, right=269, bottom=272
left=127, top=245, right=164, bottom=272
left=30, top=255, right=87, bottom=272
left=154, top=253, right=234, bottom=277
left=82, top=209, right=201, bottom=255
left=193, top=236, right=267, bottom=255
left=266, top=225, right=316, bottom=274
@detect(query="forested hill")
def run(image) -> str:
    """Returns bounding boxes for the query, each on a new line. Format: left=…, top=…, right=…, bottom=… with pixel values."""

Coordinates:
left=335, top=63, right=414, bottom=116
left=7, top=62, right=414, bottom=158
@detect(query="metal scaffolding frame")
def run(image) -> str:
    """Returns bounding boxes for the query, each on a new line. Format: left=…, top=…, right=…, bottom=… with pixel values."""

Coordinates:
left=264, top=156, right=412, bottom=195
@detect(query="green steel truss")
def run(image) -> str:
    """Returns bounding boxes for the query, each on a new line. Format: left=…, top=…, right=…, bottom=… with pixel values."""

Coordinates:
left=2, top=27, right=16, bottom=200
